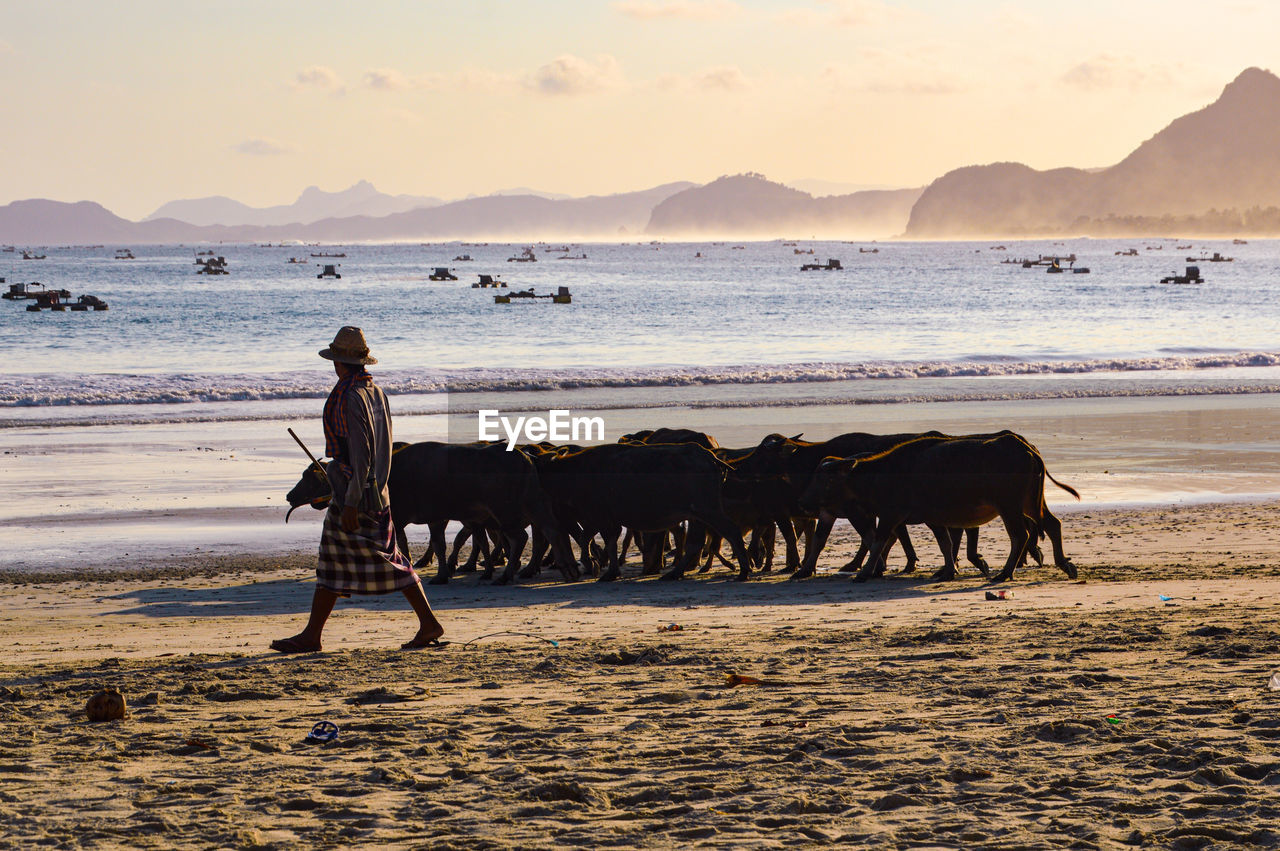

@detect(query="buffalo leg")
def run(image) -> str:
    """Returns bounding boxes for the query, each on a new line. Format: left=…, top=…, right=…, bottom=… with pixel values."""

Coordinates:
left=963, top=528, right=991, bottom=577
left=698, top=512, right=753, bottom=581
left=494, top=528, right=530, bottom=585
left=661, top=523, right=708, bottom=581
left=928, top=524, right=959, bottom=581
left=395, top=524, right=411, bottom=565
left=793, top=512, right=835, bottom=579
left=853, top=518, right=901, bottom=582
left=598, top=526, right=624, bottom=582
left=519, top=529, right=549, bottom=580
left=698, top=533, right=722, bottom=573
left=1041, top=507, right=1076, bottom=578
left=447, top=526, right=473, bottom=572
left=991, top=513, right=1033, bottom=583
left=424, top=521, right=453, bottom=584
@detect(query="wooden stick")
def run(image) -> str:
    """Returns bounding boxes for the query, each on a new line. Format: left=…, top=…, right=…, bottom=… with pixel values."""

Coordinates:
left=288, top=428, right=328, bottom=480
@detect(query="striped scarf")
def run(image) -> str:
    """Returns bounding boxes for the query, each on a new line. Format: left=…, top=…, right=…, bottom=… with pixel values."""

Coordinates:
left=322, top=369, right=372, bottom=479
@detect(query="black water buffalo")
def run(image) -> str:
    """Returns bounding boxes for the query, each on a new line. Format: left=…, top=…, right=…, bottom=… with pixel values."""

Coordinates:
left=799, top=432, right=1078, bottom=583
left=535, top=442, right=751, bottom=581
left=285, top=441, right=577, bottom=585
left=620, top=428, right=719, bottom=450
left=729, top=431, right=939, bottom=577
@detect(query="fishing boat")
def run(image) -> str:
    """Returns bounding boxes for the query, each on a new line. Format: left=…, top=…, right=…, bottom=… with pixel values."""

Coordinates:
left=507, top=247, right=537, bottom=263
left=69, top=294, right=109, bottom=311
left=316, top=264, right=342, bottom=279
left=1160, top=266, right=1203, bottom=284
left=4, top=281, right=71, bottom=301
left=114, top=249, right=135, bottom=259
left=428, top=267, right=458, bottom=280
left=195, top=256, right=229, bottom=274
left=21, top=250, right=46, bottom=260
left=800, top=258, right=842, bottom=271
left=494, top=286, right=571, bottom=304
left=311, top=251, right=346, bottom=258
left=472, top=274, right=507, bottom=288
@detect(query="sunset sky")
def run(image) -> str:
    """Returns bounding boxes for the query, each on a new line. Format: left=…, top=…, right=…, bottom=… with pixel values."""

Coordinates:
left=2, top=0, right=1276, bottom=219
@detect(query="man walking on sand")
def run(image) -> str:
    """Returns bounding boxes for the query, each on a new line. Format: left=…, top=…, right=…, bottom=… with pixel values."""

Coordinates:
left=271, top=326, right=445, bottom=653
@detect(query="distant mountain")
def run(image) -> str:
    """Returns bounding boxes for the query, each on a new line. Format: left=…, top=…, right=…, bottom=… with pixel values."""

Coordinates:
left=786, top=179, right=903, bottom=197
left=477, top=187, right=575, bottom=201
left=905, top=67, right=1280, bottom=237
left=145, top=180, right=443, bottom=226
left=646, top=174, right=922, bottom=238
left=0, top=182, right=697, bottom=244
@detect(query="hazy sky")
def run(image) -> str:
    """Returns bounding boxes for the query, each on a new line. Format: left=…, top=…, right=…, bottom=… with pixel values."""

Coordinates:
left=2, top=0, right=1276, bottom=218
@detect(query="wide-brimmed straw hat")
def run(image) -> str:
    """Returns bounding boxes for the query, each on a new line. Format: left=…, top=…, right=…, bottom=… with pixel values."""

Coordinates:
left=319, top=326, right=378, bottom=365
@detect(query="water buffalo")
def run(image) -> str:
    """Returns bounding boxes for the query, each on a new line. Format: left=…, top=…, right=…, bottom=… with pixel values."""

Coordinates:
left=730, top=431, right=939, bottom=577
left=620, top=428, right=720, bottom=450
left=799, top=432, right=1078, bottom=583
left=535, top=442, right=752, bottom=581
left=285, top=441, right=578, bottom=585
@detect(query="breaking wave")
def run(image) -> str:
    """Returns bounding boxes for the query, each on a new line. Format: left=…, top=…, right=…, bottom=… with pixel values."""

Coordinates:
left=3, top=351, right=1280, bottom=410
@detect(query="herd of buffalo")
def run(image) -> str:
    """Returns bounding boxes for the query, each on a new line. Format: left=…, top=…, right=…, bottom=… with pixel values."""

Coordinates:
left=285, top=427, right=1080, bottom=587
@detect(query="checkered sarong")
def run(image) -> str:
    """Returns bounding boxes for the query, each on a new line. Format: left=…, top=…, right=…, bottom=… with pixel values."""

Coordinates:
left=316, top=504, right=419, bottom=596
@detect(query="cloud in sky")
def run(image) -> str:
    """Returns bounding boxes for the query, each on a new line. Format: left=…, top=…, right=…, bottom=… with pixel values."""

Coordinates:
left=232, top=138, right=292, bottom=156
left=365, top=67, right=411, bottom=91
left=697, top=66, right=750, bottom=92
left=1061, top=55, right=1180, bottom=91
left=294, top=65, right=342, bottom=89
left=527, top=55, right=624, bottom=96
left=612, top=0, right=740, bottom=21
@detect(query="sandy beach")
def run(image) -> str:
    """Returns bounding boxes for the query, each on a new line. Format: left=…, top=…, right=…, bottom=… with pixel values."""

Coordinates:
left=3, top=499, right=1280, bottom=848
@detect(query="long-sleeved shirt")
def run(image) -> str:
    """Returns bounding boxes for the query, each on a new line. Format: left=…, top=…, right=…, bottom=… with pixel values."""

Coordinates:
left=323, top=372, right=393, bottom=512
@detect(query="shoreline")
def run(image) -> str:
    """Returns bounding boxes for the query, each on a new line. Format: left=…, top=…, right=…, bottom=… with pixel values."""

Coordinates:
left=5, top=390, right=1280, bottom=572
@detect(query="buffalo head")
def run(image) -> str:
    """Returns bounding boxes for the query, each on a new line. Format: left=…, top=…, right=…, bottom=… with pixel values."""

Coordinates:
left=284, top=461, right=332, bottom=522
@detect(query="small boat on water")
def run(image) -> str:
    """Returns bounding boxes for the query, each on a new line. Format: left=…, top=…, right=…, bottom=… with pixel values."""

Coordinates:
left=311, top=252, right=346, bottom=258
left=800, top=258, right=842, bottom=271
left=287, top=257, right=307, bottom=264
left=1233, top=238, right=1248, bottom=245
left=428, top=267, right=458, bottom=280
left=494, top=286, right=571, bottom=304
left=1187, top=252, right=1232, bottom=262
left=317, top=264, right=342, bottom=279
left=4, top=281, right=71, bottom=301
left=1115, top=248, right=1139, bottom=256
left=453, top=254, right=474, bottom=261
left=472, top=274, right=506, bottom=288
left=114, top=249, right=135, bottom=259
left=859, top=247, right=879, bottom=254
left=196, top=256, right=229, bottom=274
left=1160, top=266, right=1203, bottom=284
left=24, top=290, right=104, bottom=311
left=21, top=250, right=46, bottom=260
left=69, top=294, right=109, bottom=311
left=508, top=247, right=537, bottom=263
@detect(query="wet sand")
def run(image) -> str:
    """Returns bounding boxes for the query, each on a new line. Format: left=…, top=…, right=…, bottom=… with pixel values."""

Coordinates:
left=3, top=500, right=1280, bottom=848
left=6, top=391, right=1280, bottom=572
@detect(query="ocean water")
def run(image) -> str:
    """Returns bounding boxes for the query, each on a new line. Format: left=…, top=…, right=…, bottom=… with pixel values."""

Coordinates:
left=2, top=239, right=1279, bottom=572
left=3, top=238, right=1279, bottom=423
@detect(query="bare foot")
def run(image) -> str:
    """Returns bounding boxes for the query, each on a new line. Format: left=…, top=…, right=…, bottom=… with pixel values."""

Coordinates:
left=401, top=626, right=447, bottom=650
left=270, top=635, right=322, bottom=653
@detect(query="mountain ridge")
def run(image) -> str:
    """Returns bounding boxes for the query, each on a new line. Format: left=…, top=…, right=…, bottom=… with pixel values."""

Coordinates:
left=905, top=67, right=1280, bottom=237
